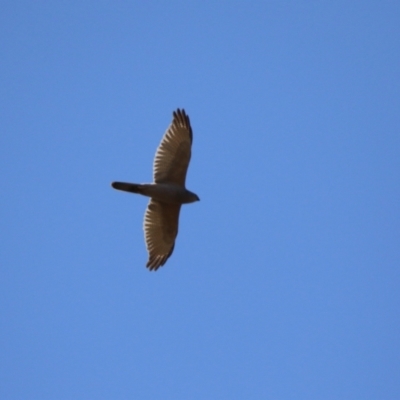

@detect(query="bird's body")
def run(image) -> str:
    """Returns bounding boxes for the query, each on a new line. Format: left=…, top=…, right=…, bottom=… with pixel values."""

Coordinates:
left=112, top=182, right=199, bottom=204
left=111, top=109, right=199, bottom=271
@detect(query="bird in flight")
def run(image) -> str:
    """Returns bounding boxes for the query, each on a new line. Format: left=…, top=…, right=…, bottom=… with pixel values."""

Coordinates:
left=112, top=109, right=199, bottom=271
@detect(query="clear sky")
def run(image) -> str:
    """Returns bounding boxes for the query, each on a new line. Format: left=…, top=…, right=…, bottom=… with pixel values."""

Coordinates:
left=1, top=1, right=399, bottom=399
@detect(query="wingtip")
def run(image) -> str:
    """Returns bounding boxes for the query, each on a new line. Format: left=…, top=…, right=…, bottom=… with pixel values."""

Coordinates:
left=173, top=108, right=187, bottom=118
left=172, top=108, right=192, bottom=142
left=146, top=251, right=172, bottom=271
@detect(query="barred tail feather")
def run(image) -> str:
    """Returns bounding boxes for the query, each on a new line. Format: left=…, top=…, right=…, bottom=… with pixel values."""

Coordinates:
left=111, top=182, right=143, bottom=194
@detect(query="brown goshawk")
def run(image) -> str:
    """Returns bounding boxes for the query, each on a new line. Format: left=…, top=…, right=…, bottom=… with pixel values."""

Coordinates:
left=112, top=109, right=199, bottom=271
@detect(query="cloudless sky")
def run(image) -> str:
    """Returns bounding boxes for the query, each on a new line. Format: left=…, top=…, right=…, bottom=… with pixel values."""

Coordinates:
left=1, top=1, right=399, bottom=399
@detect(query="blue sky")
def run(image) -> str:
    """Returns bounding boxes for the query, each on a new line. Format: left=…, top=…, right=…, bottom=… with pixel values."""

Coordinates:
left=1, top=1, right=399, bottom=399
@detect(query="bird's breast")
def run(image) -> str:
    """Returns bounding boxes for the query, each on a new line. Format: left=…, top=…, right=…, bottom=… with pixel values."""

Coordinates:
left=141, top=183, right=191, bottom=204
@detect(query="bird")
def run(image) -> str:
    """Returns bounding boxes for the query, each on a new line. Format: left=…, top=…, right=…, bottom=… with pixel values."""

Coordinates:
left=111, top=109, right=199, bottom=271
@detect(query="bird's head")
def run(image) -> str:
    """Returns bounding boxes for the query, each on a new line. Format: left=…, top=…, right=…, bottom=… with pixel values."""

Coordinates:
left=185, top=190, right=200, bottom=203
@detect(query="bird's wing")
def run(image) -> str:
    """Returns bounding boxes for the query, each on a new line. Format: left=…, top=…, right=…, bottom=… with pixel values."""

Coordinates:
left=153, top=109, right=193, bottom=186
left=144, top=199, right=181, bottom=271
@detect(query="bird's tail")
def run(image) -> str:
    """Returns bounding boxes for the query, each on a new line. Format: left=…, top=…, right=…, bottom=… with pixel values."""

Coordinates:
left=111, top=182, right=144, bottom=194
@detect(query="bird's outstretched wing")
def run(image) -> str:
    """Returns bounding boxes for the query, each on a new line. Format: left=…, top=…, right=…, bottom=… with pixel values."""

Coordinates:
left=144, top=199, right=181, bottom=271
left=153, top=109, right=193, bottom=186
